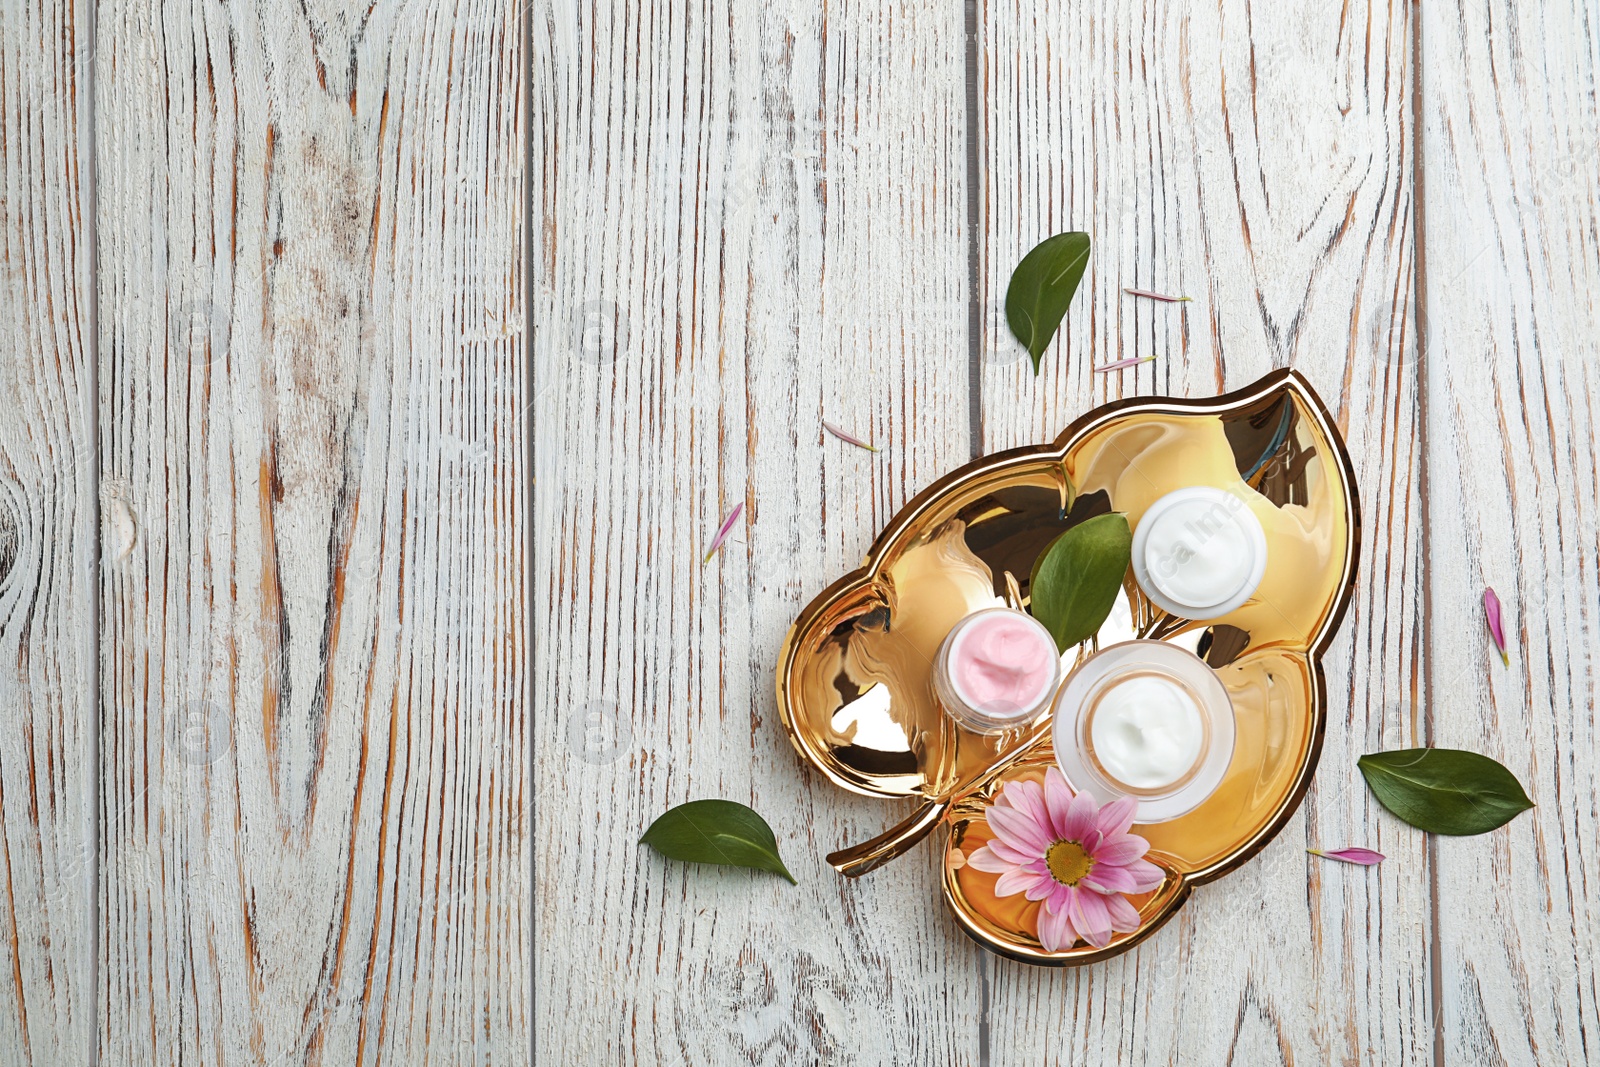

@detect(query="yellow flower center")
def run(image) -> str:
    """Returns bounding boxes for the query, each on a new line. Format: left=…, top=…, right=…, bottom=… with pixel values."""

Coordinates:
left=1045, top=840, right=1094, bottom=885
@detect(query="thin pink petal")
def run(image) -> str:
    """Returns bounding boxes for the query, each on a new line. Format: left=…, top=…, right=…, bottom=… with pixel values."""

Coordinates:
left=1043, top=768, right=1076, bottom=838
left=1123, top=287, right=1192, bottom=303
left=1061, top=789, right=1098, bottom=842
left=1089, top=835, right=1151, bottom=866
left=965, top=845, right=1013, bottom=874
left=1005, top=779, right=1049, bottom=829
left=1070, top=887, right=1114, bottom=948
left=1121, top=858, right=1166, bottom=892
left=1079, top=864, right=1142, bottom=895
left=1037, top=899, right=1078, bottom=952
left=994, top=868, right=1046, bottom=898
left=1043, top=883, right=1073, bottom=916
left=1095, top=795, right=1140, bottom=839
left=1093, top=355, right=1157, bottom=374
left=982, top=837, right=1036, bottom=866
left=823, top=421, right=879, bottom=452
left=987, top=805, right=1054, bottom=854
left=702, top=502, right=743, bottom=563
left=1483, top=587, right=1511, bottom=665
left=1024, top=876, right=1056, bottom=901
left=1105, top=892, right=1143, bottom=932
left=1308, top=847, right=1385, bottom=867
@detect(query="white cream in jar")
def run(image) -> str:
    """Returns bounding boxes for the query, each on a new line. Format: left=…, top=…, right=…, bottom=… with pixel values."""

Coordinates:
left=1052, top=641, right=1235, bottom=822
left=1086, top=672, right=1206, bottom=790
left=1131, top=487, right=1267, bottom=620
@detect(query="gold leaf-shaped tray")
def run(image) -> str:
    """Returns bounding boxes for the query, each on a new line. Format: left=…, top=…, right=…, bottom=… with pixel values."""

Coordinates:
left=775, top=370, right=1361, bottom=965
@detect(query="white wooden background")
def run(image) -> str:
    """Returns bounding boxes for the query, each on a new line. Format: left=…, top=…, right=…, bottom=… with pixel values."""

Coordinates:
left=0, top=0, right=1593, bottom=1063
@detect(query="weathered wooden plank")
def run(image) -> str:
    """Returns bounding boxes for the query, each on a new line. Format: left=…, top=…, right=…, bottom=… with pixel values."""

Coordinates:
left=1420, top=2, right=1600, bottom=1062
left=530, top=1, right=983, bottom=1062
left=95, top=1, right=526, bottom=1062
left=976, top=2, right=1430, bottom=1062
left=0, top=0, right=96, bottom=1062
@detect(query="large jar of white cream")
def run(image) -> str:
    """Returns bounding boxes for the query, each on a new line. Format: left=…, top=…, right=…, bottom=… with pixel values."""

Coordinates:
left=1050, top=640, right=1236, bottom=823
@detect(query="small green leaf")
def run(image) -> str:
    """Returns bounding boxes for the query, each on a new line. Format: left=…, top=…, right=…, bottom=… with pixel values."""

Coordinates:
left=1005, top=232, right=1092, bottom=374
left=640, top=800, right=797, bottom=884
left=1028, top=512, right=1132, bottom=652
left=1358, top=748, right=1534, bottom=836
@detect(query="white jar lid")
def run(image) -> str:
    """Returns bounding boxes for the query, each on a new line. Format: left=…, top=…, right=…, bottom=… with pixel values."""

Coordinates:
left=1052, top=640, right=1236, bottom=823
left=1131, top=487, right=1267, bottom=620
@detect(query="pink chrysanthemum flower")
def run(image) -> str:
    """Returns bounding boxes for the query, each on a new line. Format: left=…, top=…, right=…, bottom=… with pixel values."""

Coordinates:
left=967, top=767, right=1165, bottom=951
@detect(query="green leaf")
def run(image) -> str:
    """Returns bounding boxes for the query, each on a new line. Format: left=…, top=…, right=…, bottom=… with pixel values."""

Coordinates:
left=640, top=800, right=798, bottom=884
left=1358, top=748, right=1534, bottom=836
left=1005, top=232, right=1092, bottom=374
left=1027, top=512, right=1132, bottom=652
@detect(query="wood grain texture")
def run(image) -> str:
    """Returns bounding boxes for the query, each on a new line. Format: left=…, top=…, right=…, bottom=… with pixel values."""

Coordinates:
left=95, top=1, right=526, bottom=1062
left=975, top=2, right=1430, bottom=1063
left=1420, top=2, right=1600, bottom=1063
left=0, top=0, right=97, bottom=1063
left=531, top=1, right=984, bottom=1062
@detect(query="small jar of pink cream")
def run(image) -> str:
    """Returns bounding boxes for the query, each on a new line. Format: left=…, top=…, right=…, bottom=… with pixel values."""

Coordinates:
left=933, top=607, right=1063, bottom=734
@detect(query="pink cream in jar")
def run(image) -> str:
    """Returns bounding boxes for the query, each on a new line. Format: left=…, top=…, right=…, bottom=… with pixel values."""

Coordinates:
left=933, top=608, right=1062, bottom=733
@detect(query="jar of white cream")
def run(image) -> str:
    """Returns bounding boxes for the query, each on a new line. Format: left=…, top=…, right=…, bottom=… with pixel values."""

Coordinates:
left=1131, top=486, right=1267, bottom=620
left=1051, top=640, right=1235, bottom=822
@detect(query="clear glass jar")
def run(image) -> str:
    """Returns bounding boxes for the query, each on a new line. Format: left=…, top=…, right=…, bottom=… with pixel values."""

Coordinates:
left=1051, top=639, right=1236, bottom=822
left=932, top=607, right=1063, bottom=734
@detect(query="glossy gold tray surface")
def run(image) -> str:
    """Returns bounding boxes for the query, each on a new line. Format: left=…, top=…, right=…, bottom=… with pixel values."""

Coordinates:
left=776, top=370, right=1361, bottom=965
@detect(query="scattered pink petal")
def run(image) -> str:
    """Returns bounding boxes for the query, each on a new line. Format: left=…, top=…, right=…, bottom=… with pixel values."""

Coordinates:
left=823, top=420, right=879, bottom=452
left=703, top=502, right=743, bottom=564
left=1483, top=587, right=1511, bottom=666
left=1123, top=287, right=1192, bottom=303
left=1307, top=847, right=1385, bottom=867
left=1093, top=356, right=1157, bottom=374
left=967, top=768, right=1163, bottom=952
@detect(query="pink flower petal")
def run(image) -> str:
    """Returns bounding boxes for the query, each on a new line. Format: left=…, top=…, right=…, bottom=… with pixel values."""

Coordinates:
left=1049, top=882, right=1077, bottom=916
left=1061, top=789, right=1098, bottom=842
left=982, top=837, right=1036, bottom=866
left=1089, top=835, right=1150, bottom=867
left=1037, top=898, right=1078, bottom=952
left=1005, top=779, right=1049, bottom=829
left=1079, top=864, right=1142, bottom=895
left=1123, top=287, right=1192, bottom=303
left=1483, top=587, right=1511, bottom=666
left=702, top=502, right=743, bottom=563
left=823, top=420, right=879, bottom=452
left=1105, top=892, right=1143, bottom=933
left=964, top=845, right=1013, bottom=873
left=1308, top=847, right=1385, bottom=867
left=1095, top=795, right=1140, bottom=839
left=1042, top=768, right=1075, bottom=839
left=994, top=867, right=1046, bottom=898
left=1024, top=876, right=1057, bottom=902
left=1121, top=858, right=1166, bottom=892
left=1070, top=886, right=1114, bottom=948
left=986, top=804, right=1054, bottom=854
left=1043, top=883, right=1073, bottom=915
left=1092, top=355, right=1157, bottom=374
